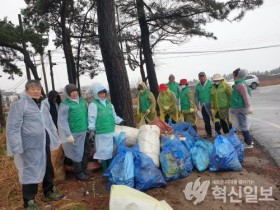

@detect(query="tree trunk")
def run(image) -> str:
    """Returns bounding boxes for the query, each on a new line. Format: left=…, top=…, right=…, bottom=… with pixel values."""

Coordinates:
left=97, top=0, right=135, bottom=127
left=136, top=0, right=159, bottom=98
left=61, top=0, right=76, bottom=84
left=0, top=91, right=6, bottom=128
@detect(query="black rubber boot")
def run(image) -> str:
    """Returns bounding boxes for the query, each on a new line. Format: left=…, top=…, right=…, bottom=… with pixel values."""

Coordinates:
left=73, top=161, right=89, bottom=181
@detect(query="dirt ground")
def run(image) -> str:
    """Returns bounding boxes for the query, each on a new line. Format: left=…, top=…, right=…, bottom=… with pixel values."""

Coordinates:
left=0, top=117, right=280, bottom=210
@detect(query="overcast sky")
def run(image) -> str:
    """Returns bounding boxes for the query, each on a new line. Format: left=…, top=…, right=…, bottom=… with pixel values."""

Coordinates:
left=0, top=0, right=280, bottom=93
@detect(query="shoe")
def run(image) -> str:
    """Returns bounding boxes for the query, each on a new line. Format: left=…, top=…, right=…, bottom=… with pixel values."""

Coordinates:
left=45, top=187, right=65, bottom=201
left=76, top=172, right=89, bottom=181
left=25, top=200, right=39, bottom=210
left=244, top=144, right=254, bottom=149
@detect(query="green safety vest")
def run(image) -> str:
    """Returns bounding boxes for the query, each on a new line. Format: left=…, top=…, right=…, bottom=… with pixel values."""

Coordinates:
left=195, top=80, right=213, bottom=104
left=166, top=82, right=179, bottom=99
left=139, top=89, right=151, bottom=113
left=63, top=97, right=88, bottom=133
left=93, top=99, right=115, bottom=134
left=230, top=79, right=250, bottom=109
left=180, top=86, right=191, bottom=111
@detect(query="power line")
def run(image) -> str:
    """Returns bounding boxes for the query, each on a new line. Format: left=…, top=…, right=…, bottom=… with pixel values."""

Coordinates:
left=156, top=44, right=280, bottom=55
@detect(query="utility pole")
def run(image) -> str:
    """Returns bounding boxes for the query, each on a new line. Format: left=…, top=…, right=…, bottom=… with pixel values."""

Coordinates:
left=41, top=53, right=49, bottom=94
left=48, top=50, right=55, bottom=90
left=18, top=14, right=31, bottom=81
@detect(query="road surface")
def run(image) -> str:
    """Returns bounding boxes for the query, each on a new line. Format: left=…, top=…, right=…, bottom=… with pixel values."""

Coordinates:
left=250, top=84, right=280, bottom=167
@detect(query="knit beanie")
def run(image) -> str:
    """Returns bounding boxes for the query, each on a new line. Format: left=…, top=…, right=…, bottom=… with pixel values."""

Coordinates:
left=65, top=84, right=78, bottom=96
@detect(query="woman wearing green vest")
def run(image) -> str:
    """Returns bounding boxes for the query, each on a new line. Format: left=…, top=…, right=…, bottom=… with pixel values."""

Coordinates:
left=58, top=84, right=89, bottom=181
left=166, top=74, right=180, bottom=107
left=179, top=79, right=197, bottom=132
left=195, top=72, right=213, bottom=138
left=137, top=82, right=157, bottom=123
left=211, top=73, right=232, bottom=135
left=230, top=68, right=253, bottom=149
left=88, top=83, right=123, bottom=171
left=157, top=83, right=178, bottom=123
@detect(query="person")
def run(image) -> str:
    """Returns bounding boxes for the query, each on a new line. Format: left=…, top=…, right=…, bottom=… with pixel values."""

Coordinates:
left=195, top=72, right=213, bottom=138
left=88, top=83, right=124, bottom=171
left=45, top=90, right=61, bottom=128
left=58, top=84, right=90, bottom=181
left=137, top=82, right=157, bottom=123
left=179, top=79, right=197, bottom=132
left=6, top=80, right=64, bottom=210
left=157, top=83, right=178, bottom=123
left=166, top=74, right=180, bottom=107
left=230, top=68, right=254, bottom=149
left=211, top=73, right=232, bottom=135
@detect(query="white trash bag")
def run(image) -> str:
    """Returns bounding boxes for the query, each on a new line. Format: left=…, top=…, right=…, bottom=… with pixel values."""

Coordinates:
left=138, top=125, right=161, bottom=167
left=115, top=125, right=139, bottom=147
left=109, top=185, right=173, bottom=210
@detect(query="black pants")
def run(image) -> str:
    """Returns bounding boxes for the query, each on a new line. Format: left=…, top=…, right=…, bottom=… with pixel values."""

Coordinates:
left=215, top=119, right=232, bottom=134
left=22, top=132, right=54, bottom=208
left=164, top=114, right=176, bottom=124
left=201, top=106, right=212, bottom=135
left=73, top=132, right=91, bottom=174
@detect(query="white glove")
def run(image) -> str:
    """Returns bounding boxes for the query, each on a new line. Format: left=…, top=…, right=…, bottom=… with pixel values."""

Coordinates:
left=189, top=108, right=195, bottom=113
left=145, top=109, right=150, bottom=114
left=163, top=106, right=170, bottom=110
left=247, top=106, right=253, bottom=115
left=67, top=135, right=75, bottom=143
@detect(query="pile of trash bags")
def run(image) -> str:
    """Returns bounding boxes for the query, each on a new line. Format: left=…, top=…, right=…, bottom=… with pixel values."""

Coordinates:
left=104, top=119, right=244, bottom=191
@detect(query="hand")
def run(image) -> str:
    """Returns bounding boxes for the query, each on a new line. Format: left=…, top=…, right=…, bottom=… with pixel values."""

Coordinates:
left=189, top=108, right=195, bottom=113
left=247, top=106, right=253, bottom=115
left=163, top=106, right=170, bottom=110
left=197, top=106, right=201, bottom=111
left=145, top=109, right=150, bottom=114
left=67, top=135, right=75, bottom=143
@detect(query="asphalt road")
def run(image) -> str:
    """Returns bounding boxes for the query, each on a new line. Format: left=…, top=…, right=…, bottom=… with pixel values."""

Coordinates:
left=250, top=84, right=280, bottom=167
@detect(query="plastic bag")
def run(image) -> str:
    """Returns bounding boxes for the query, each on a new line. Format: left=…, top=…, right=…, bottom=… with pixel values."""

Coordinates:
left=210, top=135, right=242, bottom=172
left=115, top=125, right=139, bottom=147
left=149, top=117, right=174, bottom=136
left=226, top=128, right=245, bottom=163
left=160, top=135, right=193, bottom=181
left=174, top=131, right=194, bottom=151
left=104, top=143, right=134, bottom=190
left=168, top=121, right=192, bottom=132
left=134, top=145, right=166, bottom=191
left=109, top=185, right=173, bottom=210
left=191, top=139, right=213, bottom=172
left=138, top=125, right=161, bottom=167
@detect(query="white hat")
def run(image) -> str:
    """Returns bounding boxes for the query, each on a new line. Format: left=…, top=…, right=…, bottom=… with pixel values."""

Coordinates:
left=212, top=73, right=224, bottom=81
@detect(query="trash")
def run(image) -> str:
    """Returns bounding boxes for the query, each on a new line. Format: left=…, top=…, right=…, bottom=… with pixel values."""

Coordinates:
left=160, top=135, right=193, bottom=181
left=51, top=145, right=65, bottom=181
left=115, top=125, right=139, bottom=147
left=138, top=125, right=161, bottom=167
left=174, top=131, right=195, bottom=151
left=210, top=135, right=242, bottom=172
left=190, top=139, right=213, bottom=171
left=109, top=185, right=173, bottom=210
left=134, top=145, right=166, bottom=191
left=226, top=128, right=245, bottom=163
left=149, top=117, right=174, bottom=136
left=104, top=143, right=135, bottom=190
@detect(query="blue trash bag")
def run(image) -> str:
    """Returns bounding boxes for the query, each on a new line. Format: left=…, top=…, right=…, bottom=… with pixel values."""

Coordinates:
left=174, top=131, right=195, bottom=151
left=104, top=143, right=134, bottom=190
left=167, top=121, right=191, bottom=131
left=226, top=128, right=245, bottom=163
left=133, top=145, right=166, bottom=191
left=113, top=131, right=126, bottom=149
left=210, top=135, right=242, bottom=172
left=160, top=135, right=193, bottom=181
left=191, top=139, right=213, bottom=171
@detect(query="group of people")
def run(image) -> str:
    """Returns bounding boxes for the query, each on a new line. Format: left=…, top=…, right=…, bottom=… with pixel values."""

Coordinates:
left=137, top=68, right=254, bottom=147
left=5, top=67, right=253, bottom=209
left=6, top=81, right=124, bottom=209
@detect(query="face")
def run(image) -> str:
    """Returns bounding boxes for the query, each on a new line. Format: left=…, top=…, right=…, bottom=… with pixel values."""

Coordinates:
left=26, top=86, right=42, bottom=99
left=70, top=90, right=79, bottom=99
left=169, top=76, right=175, bottom=83
left=199, top=75, right=206, bottom=83
left=98, top=92, right=106, bottom=100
